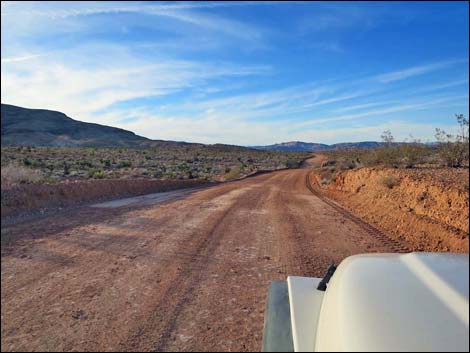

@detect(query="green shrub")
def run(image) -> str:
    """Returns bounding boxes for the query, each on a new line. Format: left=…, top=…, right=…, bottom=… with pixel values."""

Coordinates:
left=63, top=162, right=70, bottom=175
left=88, top=168, right=105, bottom=179
left=285, top=159, right=300, bottom=169
left=320, top=178, right=330, bottom=185
left=400, top=141, right=426, bottom=168
left=375, top=146, right=401, bottom=167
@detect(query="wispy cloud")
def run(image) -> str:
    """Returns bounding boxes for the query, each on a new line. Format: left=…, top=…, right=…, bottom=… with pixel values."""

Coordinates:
left=375, top=59, right=466, bottom=83
left=1, top=1, right=268, bottom=43
left=333, top=101, right=394, bottom=113
left=1, top=45, right=271, bottom=121
left=1, top=54, right=45, bottom=63
left=295, top=120, right=460, bottom=144
left=1, top=1, right=468, bottom=145
left=291, top=94, right=469, bottom=130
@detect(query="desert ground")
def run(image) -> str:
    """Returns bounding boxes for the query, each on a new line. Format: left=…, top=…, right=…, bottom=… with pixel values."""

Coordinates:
left=0, top=157, right=409, bottom=352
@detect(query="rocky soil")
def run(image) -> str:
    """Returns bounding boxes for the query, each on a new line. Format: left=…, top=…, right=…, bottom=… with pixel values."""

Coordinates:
left=311, top=167, right=469, bottom=253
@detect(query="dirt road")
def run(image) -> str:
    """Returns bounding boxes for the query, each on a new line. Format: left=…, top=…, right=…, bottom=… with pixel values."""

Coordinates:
left=1, top=166, right=401, bottom=352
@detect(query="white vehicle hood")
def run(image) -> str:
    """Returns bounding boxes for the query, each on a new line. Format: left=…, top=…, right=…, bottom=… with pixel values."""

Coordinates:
left=314, top=252, right=469, bottom=352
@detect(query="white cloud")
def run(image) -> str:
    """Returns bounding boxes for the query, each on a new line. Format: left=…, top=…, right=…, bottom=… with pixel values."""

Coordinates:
left=1, top=1, right=267, bottom=44
left=292, top=94, right=469, bottom=129
left=107, top=104, right=462, bottom=145
left=333, top=101, right=394, bottom=113
left=295, top=120, right=460, bottom=144
left=375, top=59, right=466, bottom=83
left=1, top=46, right=271, bottom=122
left=1, top=54, right=45, bottom=63
left=1, top=2, right=468, bottom=146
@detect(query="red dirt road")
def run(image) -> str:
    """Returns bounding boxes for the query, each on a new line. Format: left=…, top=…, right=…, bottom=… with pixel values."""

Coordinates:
left=1, top=167, right=399, bottom=352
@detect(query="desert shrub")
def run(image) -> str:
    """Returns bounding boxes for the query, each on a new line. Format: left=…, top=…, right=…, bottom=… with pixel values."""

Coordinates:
left=435, top=141, right=468, bottom=167
left=186, top=170, right=195, bottom=179
left=435, top=115, right=469, bottom=167
left=375, top=146, right=401, bottom=167
left=225, top=166, right=242, bottom=180
left=88, top=168, right=105, bottom=179
left=79, top=160, right=93, bottom=168
left=118, top=161, right=132, bottom=168
left=63, top=162, right=71, bottom=175
left=22, top=158, right=32, bottom=166
left=318, top=168, right=336, bottom=186
left=1, top=163, right=45, bottom=186
left=372, top=130, right=399, bottom=167
left=358, top=150, right=378, bottom=167
left=335, top=159, right=357, bottom=170
left=379, top=175, right=400, bottom=189
left=322, top=160, right=337, bottom=167
left=285, top=159, right=300, bottom=169
left=400, top=138, right=427, bottom=168
left=320, top=178, right=330, bottom=185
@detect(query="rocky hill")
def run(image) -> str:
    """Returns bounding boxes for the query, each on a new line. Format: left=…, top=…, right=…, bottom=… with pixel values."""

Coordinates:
left=1, top=104, right=152, bottom=148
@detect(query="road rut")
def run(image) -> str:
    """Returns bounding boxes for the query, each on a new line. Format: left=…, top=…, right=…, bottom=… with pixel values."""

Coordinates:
left=1, top=168, right=399, bottom=351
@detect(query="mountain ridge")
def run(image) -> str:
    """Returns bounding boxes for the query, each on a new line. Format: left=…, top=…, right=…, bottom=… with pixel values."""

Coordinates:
left=252, top=140, right=386, bottom=152
left=2, top=104, right=386, bottom=151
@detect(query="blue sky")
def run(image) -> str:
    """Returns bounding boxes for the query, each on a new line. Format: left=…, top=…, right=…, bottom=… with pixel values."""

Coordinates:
left=1, top=1, right=469, bottom=145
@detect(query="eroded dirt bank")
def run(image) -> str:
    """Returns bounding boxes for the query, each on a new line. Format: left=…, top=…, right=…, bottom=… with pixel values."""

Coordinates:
left=1, top=168, right=399, bottom=352
left=310, top=167, right=469, bottom=253
left=1, top=179, right=209, bottom=220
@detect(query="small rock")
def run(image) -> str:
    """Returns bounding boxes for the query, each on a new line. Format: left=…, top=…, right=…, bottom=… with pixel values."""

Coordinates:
left=71, top=309, right=87, bottom=320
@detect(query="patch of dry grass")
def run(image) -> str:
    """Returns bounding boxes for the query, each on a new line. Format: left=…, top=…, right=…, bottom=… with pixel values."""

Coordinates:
left=379, top=175, right=401, bottom=189
left=1, top=163, right=45, bottom=188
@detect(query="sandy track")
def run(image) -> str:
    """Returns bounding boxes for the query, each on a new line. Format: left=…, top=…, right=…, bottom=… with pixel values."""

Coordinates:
left=1, top=168, right=398, bottom=352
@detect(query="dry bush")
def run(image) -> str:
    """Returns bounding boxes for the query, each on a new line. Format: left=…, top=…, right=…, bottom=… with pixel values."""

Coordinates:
left=1, top=163, right=45, bottom=188
left=318, top=168, right=337, bottom=186
left=225, top=166, right=242, bottom=180
left=376, top=146, right=402, bottom=167
left=435, top=114, right=469, bottom=168
left=285, top=159, right=301, bottom=169
left=379, top=175, right=400, bottom=189
left=399, top=135, right=428, bottom=167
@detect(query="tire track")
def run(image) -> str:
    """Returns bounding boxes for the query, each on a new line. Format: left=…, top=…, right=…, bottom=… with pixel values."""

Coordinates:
left=122, top=182, right=273, bottom=351
left=305, top=171, right=410, bottom=253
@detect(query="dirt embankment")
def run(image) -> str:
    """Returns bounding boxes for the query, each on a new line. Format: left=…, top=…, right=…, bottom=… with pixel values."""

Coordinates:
left=1, top=179, right=209, bottom=220
left=310, top=167, right=469, bottom=253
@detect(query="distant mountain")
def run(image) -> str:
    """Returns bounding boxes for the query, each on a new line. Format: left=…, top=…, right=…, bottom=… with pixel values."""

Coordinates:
left=1, top=104, right=153, bottom=148
left=253, top=141, right=330, bottom=152
left=253, top=141, right=387, bottom=152
left=1, top=104, right=389, bottom=151
left=330, top=141, right=386, bottom=150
